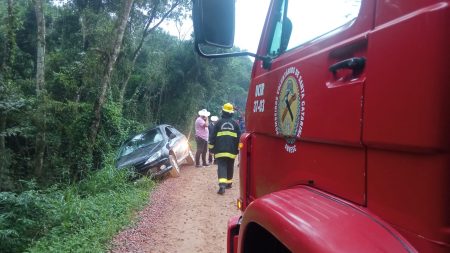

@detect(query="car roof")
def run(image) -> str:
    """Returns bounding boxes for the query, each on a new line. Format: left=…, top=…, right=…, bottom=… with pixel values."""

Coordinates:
left=124, top=124, right=176, bottom=142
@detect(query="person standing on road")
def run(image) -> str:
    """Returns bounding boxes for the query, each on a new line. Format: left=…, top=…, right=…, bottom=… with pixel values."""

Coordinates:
left=195, top=109, right=210, bottom=167
left=210, top=103, right=241, bottom=195
left=208, top=115, right=219, bottom=164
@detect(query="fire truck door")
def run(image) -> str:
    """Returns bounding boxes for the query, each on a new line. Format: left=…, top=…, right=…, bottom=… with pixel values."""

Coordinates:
left=248, top=0, right=376, bottom=205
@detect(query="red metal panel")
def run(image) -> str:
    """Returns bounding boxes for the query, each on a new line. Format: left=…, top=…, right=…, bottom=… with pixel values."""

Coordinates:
left=374, top=0, right=446, bottom=26
left=363, top=4, right=450, bottom=250
left=239, top=186, right=416, bottom=253
left=238, top=133, right=251, bottom=210
left=248, top=134, right=365, bottom=205
left=227, top=216, right=240, bottom=253
left=363, top=2, right=450, bottom=150
left=246, top=0, right=376, bottom=145
left=247, top=37, right=369, bottom=146
left=367, top=150, right=450, bottom=252
left=243, top=0, right=377, bottom=208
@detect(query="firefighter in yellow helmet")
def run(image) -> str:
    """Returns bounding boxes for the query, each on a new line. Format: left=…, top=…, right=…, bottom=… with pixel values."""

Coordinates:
left=209, top=103, right=241, bottom=195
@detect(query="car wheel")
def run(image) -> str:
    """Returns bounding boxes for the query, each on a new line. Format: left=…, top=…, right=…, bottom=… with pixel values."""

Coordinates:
left=169, top=154, right=180, bottom=177
left=185, top=149, right=195, bottom=166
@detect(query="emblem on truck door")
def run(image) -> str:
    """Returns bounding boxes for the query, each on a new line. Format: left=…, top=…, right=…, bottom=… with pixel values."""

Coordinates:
left=274, top=67, right=305, bottom=153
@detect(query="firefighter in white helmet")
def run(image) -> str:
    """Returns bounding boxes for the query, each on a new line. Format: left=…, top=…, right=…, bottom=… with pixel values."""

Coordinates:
left=209, top=103, right=241, bottom=195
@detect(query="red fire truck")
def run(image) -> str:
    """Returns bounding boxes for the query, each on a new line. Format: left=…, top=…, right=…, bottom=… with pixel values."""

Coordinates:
left=193, top=0, right=449, bottom=252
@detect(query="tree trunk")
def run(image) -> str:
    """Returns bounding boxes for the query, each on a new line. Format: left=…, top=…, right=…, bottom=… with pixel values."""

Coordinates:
left=1, top=0, right=15, bottom=151
left=0, top=112, right=6, bottom=183
left=80, top=13, right=87, bottom=50
left=3, top=0, right=16, bottom=71
left=0, top=0, right=18, bottom=190
left=34, top=0, right=45, bottom=95
left=33, top=0, right=46, bottom=179
left=90, top=0, right=134, bottom=144
left=119, top=0, right=181, bottom=106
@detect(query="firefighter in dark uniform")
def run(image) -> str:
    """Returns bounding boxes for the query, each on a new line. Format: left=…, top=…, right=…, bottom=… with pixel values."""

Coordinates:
left=210, top=103, right=241, bottom=195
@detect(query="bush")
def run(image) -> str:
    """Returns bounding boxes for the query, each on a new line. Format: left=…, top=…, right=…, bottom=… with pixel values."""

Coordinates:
left=0, top=167, right=154, bottom=253
left=0, top=181, right=51, bottom=253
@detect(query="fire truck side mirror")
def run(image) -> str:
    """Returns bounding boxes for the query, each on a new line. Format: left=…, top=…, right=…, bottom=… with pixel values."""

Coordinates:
left=192, top=0, right=235, bottom=48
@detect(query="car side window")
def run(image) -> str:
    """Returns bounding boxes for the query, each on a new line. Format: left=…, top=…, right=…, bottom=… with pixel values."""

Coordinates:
left=268, top=0, right=362, bottom=56
left=165, top=127, right=175, bottom=138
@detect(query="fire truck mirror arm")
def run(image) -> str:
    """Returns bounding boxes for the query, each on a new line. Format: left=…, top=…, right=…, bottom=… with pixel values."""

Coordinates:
left=194, top=42, right=272, bottom=69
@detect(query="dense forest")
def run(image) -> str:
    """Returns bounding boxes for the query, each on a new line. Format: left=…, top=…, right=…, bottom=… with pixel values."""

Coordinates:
left=0, top=0, right=252, bottom=190
left=0, top=0, right=252, bottom=251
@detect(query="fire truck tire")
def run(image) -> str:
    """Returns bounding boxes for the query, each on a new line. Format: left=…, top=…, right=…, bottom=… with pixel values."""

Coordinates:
left=169, top=154, right=180, bottom=177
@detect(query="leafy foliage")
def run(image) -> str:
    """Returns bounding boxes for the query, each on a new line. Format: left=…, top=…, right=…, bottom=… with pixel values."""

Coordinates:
left=0, top=0, right=252, bottom=251
left=0, top=168, right=153, bottom=253
left=0, top=1, right=251, bottom=190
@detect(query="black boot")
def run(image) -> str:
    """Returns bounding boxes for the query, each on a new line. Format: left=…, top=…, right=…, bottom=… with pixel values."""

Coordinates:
left=226, top=183, right=232, bottom=189
left=217, top=185, right=225, bottom=195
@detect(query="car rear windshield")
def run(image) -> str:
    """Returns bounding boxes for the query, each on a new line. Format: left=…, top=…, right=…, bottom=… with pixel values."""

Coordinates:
left=119, top=129, right=163, bottom=157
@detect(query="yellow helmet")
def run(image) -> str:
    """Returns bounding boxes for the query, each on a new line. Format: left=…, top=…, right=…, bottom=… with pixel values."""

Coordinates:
left=222, top=103, right=234, bottom=113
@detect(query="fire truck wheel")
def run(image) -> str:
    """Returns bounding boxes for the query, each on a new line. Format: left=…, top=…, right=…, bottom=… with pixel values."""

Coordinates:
left=169, top=154, right=180, bottom=177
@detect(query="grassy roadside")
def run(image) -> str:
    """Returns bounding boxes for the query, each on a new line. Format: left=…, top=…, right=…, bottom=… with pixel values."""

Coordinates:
left=0, top=166, right=154, bottom=253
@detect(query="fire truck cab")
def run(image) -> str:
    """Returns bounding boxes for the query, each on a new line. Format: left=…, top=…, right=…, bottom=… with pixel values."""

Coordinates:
left=193, top=0, right=450, bottom=252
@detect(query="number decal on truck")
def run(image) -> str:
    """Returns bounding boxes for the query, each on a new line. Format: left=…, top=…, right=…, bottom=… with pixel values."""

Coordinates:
left=253, top=83, right=265, bottom=113
left=253, top=99, right=265, bottom=113
left=274, top=67, right=306, bottom=153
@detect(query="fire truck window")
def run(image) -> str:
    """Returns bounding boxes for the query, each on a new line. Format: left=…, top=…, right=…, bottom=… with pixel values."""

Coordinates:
left=269, top=0, right=361, bottom=55
left=268, top=0, right=286, bottom=56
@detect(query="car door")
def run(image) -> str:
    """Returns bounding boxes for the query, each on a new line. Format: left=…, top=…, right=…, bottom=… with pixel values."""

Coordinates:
left=246, top=0, right=375, bottom=205
left=165, top=126, right=183, bottom=160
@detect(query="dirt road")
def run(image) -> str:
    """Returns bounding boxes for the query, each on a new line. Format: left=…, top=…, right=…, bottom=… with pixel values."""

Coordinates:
left=110, top=163, right=241, bottom=253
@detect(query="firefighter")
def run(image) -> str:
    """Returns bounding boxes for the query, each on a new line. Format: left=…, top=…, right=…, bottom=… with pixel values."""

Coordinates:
left=210, top=103, right=241, bottom=195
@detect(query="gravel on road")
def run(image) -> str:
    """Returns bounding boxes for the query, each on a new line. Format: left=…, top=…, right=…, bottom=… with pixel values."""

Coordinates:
left=110, top=163, right=241, bottom=253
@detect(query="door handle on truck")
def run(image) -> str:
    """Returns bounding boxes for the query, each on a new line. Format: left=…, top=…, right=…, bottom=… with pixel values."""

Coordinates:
left=329, top=57, right=366, bottom=75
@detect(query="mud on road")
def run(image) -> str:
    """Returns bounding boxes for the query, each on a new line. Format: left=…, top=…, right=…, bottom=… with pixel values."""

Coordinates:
left=110, top=163, right=241, bottom=253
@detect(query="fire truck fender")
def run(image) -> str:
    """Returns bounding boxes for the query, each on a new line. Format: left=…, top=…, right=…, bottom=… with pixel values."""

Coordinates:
left=239, top=186, right=417, bottom=253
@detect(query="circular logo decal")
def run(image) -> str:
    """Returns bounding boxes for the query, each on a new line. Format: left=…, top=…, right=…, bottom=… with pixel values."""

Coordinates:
left=274, top=67, right=305, bottom=152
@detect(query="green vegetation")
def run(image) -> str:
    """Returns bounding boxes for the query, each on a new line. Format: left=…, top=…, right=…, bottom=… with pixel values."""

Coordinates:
left=0, top=167, right=153, bottom=253
left=0, top=0, right=251, bottom=189
left=0, top=0, right=252, bottom=252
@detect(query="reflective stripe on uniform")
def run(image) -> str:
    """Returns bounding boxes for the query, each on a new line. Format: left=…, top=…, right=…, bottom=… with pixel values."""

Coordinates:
left=226, top=179, right=233, bottom=184
left=217, top=131, right=237, bottom=138
left=215, top=152, right=237, bottom=159
left=219, top=178, right=228, bottom=183
left=208, top=144, right=214, bottom=149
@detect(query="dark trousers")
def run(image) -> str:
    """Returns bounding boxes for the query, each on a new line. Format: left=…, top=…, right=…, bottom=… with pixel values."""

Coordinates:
left=195, top=136, right=208, bottom=166
left=217, top=157, right=235, bottom=186
left=208, top=149, right=214, bottom=163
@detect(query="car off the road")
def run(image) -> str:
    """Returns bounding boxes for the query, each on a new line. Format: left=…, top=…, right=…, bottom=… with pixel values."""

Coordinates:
left=115, top=124, right=194, bottom=178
